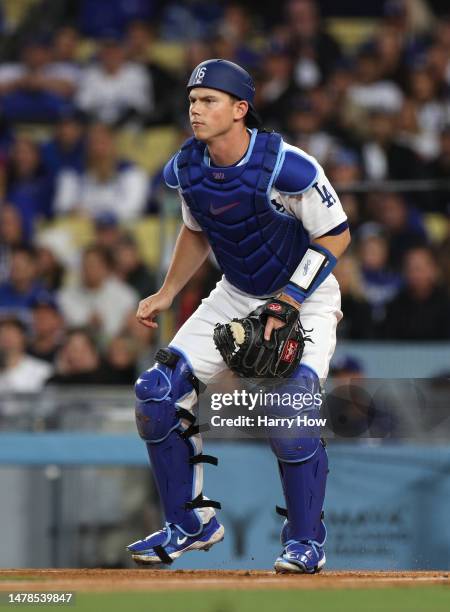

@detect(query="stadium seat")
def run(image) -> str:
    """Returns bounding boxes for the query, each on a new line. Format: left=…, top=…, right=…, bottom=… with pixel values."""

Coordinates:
left=424, top=213, right=448, bottom=244
left=116, top=127, right=179, bottom=175
left=326, top=18, right=378, bottom=51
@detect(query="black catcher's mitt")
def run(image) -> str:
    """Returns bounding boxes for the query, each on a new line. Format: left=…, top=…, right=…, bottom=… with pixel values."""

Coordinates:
left=213, top=299, right=308, bottom=378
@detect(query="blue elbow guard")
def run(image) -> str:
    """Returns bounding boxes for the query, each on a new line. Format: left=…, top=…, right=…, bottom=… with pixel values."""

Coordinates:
left=284, top=244, right=337, bottom=304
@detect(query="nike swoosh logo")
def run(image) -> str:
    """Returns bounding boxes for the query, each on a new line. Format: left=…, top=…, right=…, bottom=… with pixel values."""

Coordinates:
left=209, top=201, right=240, bottom=216
left=177, top=536, right=188, bottom=545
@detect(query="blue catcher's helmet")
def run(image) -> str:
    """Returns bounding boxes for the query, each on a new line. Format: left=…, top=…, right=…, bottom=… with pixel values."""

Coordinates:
left=187, top=58, right=262, bottom=128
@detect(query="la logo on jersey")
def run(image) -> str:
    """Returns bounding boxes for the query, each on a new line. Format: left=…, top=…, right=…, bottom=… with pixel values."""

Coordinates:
left=193, top=66, right=207, bottom=84
left=313, top=181, right=336, bottom=208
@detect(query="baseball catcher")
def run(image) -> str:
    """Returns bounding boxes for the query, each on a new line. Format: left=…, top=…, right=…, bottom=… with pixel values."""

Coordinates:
left=128, top=58, right=350, bottom=573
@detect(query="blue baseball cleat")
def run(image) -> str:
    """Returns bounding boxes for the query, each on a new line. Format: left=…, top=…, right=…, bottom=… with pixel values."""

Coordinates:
left=277, top=509, right=327, bottom=574
left=274, top=540, right=326, bottom=574
left=280, top=516, right=326, bottom=547
left=127, top=517, right=225, bottom=565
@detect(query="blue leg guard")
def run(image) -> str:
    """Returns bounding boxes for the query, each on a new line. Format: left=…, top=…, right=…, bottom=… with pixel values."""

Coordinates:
left=135, top=347, right=220, bottom=537
left=266, top=364, right=328, bottom=545
left=277, top=443, right=328, bottom=545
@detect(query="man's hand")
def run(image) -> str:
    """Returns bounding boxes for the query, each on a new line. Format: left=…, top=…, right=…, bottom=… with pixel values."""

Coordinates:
left=213, top=297, right=306, bottom=378
left=136, top=291, right=174, bottom=329
left=264, top=316, right=285, bottom=341
left=264, top=292, right=301, bottom=341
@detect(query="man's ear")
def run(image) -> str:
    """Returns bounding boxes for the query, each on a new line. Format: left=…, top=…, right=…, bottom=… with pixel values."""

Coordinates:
left=234, top=100, right=249, bottom=121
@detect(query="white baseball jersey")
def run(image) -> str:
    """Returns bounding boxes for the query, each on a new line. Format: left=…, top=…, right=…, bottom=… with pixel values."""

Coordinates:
left=170, top=140, right=346, bottom=382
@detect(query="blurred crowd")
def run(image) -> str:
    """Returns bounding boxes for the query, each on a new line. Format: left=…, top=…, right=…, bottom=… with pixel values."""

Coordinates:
left=0, top=0, right=449, bottom=392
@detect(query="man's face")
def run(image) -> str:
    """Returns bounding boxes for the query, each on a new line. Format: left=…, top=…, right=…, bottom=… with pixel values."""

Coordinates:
left=0, top=324, right=26, bottom=355
left=11, top=252, right=36, bottom=289
left=57, top=119, right=82, bottom=148
left=100, top=42, right=124, bottom=73
left=82, top=252, right=109, bottom=288
left=23, top=44, right=50, bottom=71
left=377, top=194, right=406, bottom=231
left=404, top=249, right=437, bottom=294
left=0, top=205, right=23, bottom=245
left=12, top=139, right=39, bottom=176
left=370, top=113, right=394, bottom=143
left=62, top=333, right=98, bottom=371
left=359, top=236, right=388, bottom=271
left=33, top=306, right=62, bottom=337
left=88, top=125, right=114, bottom=159
left=188, top=87, right=245, bottom=141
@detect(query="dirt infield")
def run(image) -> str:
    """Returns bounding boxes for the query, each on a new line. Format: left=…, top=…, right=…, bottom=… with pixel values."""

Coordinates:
left=0, top=569, right=449, bottom=593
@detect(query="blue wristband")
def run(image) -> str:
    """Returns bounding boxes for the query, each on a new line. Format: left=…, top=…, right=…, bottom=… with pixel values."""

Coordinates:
left=284, top=244, right=337, bottom=303
left=284, top=282, right=307, bottom=304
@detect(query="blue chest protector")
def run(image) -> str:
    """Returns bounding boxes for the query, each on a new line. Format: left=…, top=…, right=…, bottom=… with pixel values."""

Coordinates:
left=175, top=131, right=313, bottom=296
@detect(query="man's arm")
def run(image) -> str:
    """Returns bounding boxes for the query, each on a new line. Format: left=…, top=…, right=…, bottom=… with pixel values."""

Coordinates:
left=265, top=228, right=351, bottom=339
left=26, top=74, right=76, bottom=97
left=136, top=225, right=210, bottom=328
left=311, top=229, right=351, bottom=259
left=265, top=147, right=351, bottom=338
left=161, top=225, right=211, bottom=298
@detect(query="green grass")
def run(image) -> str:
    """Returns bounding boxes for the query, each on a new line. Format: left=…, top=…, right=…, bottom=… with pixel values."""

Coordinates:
left=2, top=588, right=449, bottom=612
